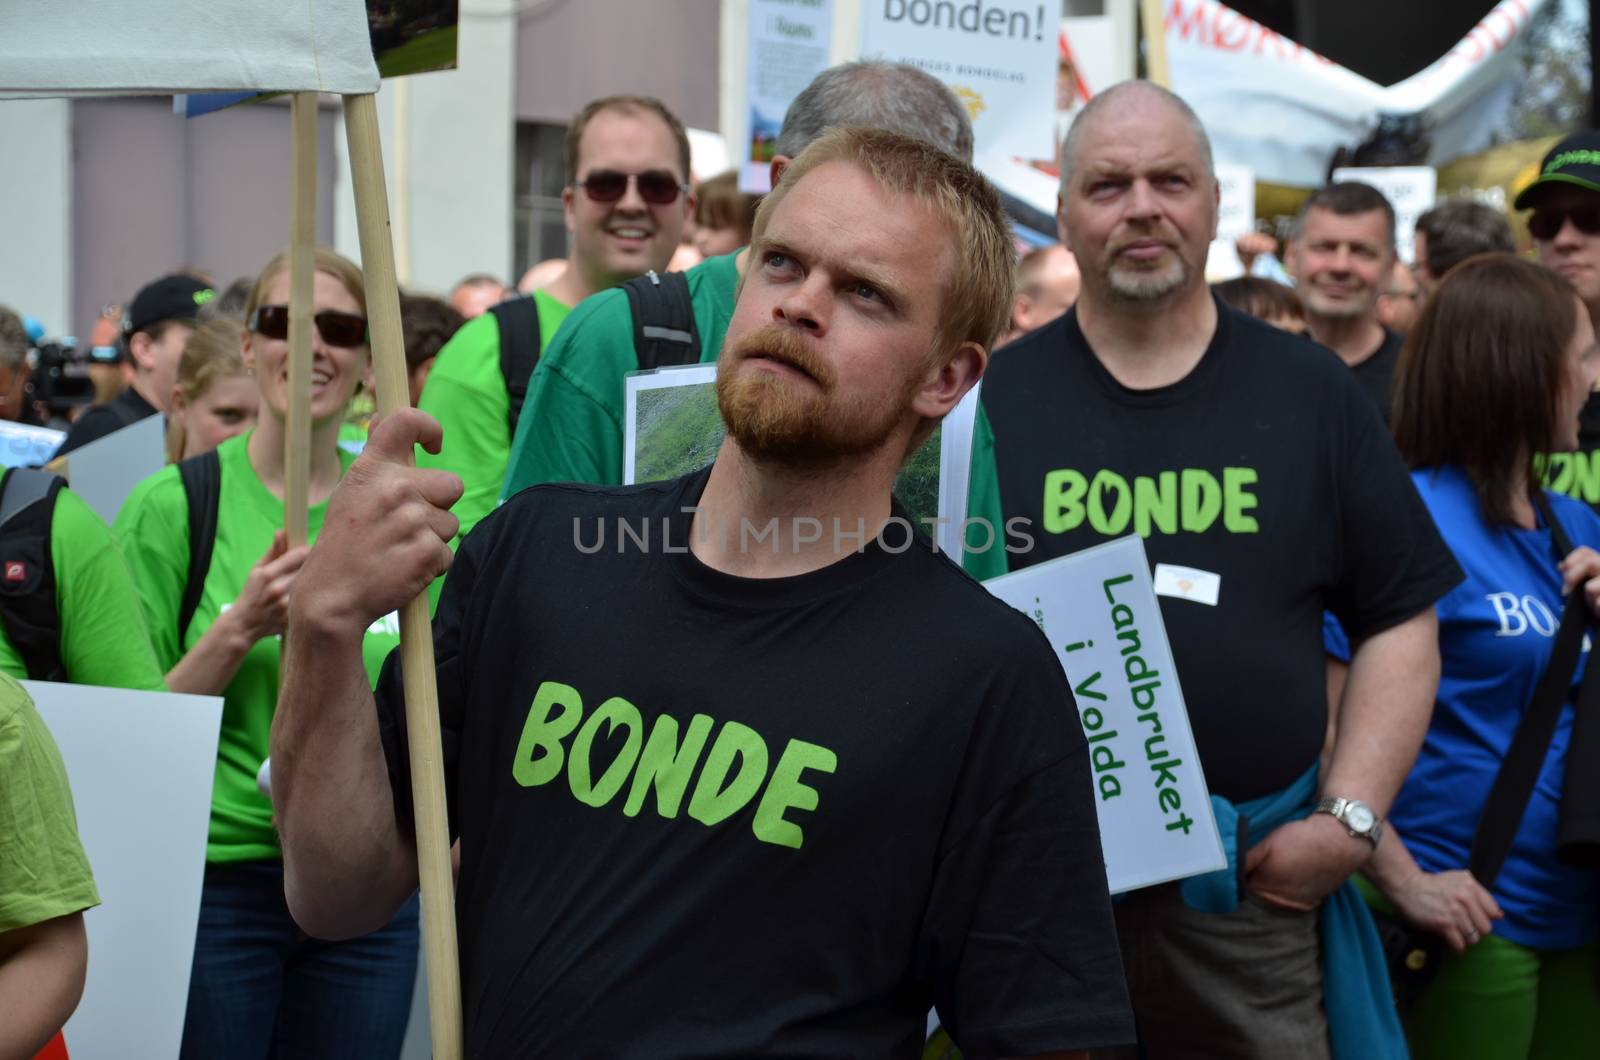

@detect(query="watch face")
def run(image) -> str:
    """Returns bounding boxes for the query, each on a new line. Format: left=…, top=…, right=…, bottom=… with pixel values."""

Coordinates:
left=1346, top=804, right=1376, bottom=833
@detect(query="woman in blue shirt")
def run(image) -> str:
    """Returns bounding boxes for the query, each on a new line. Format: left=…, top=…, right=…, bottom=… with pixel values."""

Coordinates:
left=1363, top=254, right=1600, bottom=1057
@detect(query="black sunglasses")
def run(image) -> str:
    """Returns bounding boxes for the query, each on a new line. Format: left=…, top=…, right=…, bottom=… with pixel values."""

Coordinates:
left=1529, top=206, right=1600, bottom=242
left=572, top=169, right=688, bottom=205
left=248, top=305, right=368, bottom=348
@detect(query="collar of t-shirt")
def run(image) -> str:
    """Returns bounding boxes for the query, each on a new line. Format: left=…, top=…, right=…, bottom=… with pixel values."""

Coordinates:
left=664, top=464, right=910, bottom=611
left=116, top=386, right=160, bottom=420
left=1061, top=294, right=1236, bottom=410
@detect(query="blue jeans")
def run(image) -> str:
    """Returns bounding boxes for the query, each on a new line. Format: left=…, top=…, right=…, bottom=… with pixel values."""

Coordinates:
left=180, top=860, right=419, bottom=1060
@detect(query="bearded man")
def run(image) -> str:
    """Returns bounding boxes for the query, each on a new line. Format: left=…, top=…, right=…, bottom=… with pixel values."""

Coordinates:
left=268, top=126, right=1135, bottom=1058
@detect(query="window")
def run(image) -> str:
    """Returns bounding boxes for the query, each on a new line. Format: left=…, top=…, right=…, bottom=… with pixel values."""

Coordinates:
left=514, top=122, right=568, bottom=283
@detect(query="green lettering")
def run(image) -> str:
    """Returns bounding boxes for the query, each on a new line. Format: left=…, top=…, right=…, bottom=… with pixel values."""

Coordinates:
left=1158, top=786, right=1183, bottom=814
left=567, top=696, right=644, bottom=808
left=1087, top=469, right=1131, bottom=534
left=1545, top=452, right=1573, bottom=494
left=752, top=740, right=836, bottom=849
left=1180, top=469, right=1221, bottom=532
left=1573, top=452, right=1600, bottom=505
left=512, top=681, right=584, bottom=788
left=687, top=722, right=769, bottom=826
left=1222, top=467, right=1259, bottom=532
left=1134, top=471, right=1178, bottom=537
left=623, top=713, right=715, bottom=818
left=1043, top=469, right=1087, bottom=533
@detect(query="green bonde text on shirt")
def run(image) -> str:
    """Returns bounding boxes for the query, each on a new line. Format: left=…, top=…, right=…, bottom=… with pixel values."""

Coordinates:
left=512, top=680, right=838, bottom=849
left=1042, top=467, right=1260, bottom=536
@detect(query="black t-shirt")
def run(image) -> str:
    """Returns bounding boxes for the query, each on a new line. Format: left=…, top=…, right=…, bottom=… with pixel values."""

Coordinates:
left=52, top=386, right=158, bottom=458
left=374, top=469, right=1134, bottom=1057
left=1546, top=390, right=1600, bottom=514
left=981, top=302, right=1461, bottom=802
left=1348, top=327, right=1403, bottom=425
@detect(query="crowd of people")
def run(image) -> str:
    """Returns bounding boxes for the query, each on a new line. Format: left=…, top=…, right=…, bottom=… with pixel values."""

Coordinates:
left=4, top=57, right=1600, bottom=1060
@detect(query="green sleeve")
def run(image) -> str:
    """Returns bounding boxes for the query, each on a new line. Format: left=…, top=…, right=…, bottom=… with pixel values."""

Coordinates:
left=0, top=678, right=99, bottom=933
left=961, top=405, right=1010, bottom=581
left=111, top=468, right=191, bottom=671
left=502, top=290, right=634, bottom=495
left=53, top=489, right=166, bottom=691
left=416, top=312, right=511, bottom=546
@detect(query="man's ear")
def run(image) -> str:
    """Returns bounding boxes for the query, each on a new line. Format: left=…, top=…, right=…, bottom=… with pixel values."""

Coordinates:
left=562, top=185, right=577, bottom=233
left=769, top=155, right=791, bottom=190
left=912, top=341, right=987, bottom=422
left=127, top=330, right=156, bottom=373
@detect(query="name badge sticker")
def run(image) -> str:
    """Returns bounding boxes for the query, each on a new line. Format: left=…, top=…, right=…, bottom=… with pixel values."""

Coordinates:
left=1153, top=564, right=1221, bottom=607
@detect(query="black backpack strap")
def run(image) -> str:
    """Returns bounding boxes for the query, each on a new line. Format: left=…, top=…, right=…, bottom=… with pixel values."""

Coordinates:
left=624, top=270, right=702, bottom=370
left=1470, top=490, right=1586, bottom=885
left=490, top=295, right=543, bottom=439
left=0, top=467, right=67, bottom=681
left=177, top=449, right=221, bottom=643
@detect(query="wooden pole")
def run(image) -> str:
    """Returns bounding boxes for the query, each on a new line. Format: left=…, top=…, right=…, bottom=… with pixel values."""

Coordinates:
left=285, top=91, right=317, bottom=549
left=341, top=91, right=463, bottom=1060
left=1140, top=0, right=1171, bottom=88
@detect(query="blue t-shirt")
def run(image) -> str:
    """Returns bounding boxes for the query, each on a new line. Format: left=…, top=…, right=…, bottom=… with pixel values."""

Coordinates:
left=1378, top=466, right=1600, bottom=949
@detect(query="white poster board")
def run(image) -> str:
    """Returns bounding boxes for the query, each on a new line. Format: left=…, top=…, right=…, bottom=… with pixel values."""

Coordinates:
left=623, top=363, right=976, bottom=557
left=860, top=0, right=1059, bottom=167
left=57, top=414, right=166, bottom=525
left=1205, top=162, right=1256, bottom=281
left=0, top=0, right=378, bottom=97
left=1332, top=166, right=1438, bottom=265
left=984, top=536, right=1225, bottom=893
left=29, top=681, right=222, bottom=1060
left=0, top=421, right=64, bottom=469
left=741, top=0, right=836, bottom=194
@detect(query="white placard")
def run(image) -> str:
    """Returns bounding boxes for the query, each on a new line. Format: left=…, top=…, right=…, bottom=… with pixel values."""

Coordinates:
left=1332, top=166, right=1438, bottom=265
left=30, top=681, right=222, bottom=1060
left=741, top=0, right=836, bottom=194
left=623, top=363, right=976, bottom=556
left=0, top=420, right=64, bottom=469
left=58, top=413, right=166, bottom=525
left=984, top=536, right=1225, bottom=893
left=1215, top=162, right=1256, bottom=242
left=860, top=0, right=1059, bottom=167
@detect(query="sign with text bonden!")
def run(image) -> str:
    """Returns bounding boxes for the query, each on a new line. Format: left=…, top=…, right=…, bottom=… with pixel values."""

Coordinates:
left=985, top=535, right=1225, bottom=893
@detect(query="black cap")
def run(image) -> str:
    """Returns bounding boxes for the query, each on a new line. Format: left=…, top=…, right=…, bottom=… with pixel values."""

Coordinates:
left=1514, top=131, right=1600, bottom=210
left=123, top=275, right=214, bottom=337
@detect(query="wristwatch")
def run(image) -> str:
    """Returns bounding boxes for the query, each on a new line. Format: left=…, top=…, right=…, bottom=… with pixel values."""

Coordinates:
left=1315, top=796, right=1384, bottom=848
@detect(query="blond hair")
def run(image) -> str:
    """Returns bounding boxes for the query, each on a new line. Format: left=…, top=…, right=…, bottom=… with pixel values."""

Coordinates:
left=167, top=317, right=248, bottom=462
left=244, top=246, right=367, bottom=325
left=750, top=126, right=1014, bottom=358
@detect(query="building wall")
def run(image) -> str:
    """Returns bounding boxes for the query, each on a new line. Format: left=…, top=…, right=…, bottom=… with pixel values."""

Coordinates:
left=0, top=100, right=72, bottom=339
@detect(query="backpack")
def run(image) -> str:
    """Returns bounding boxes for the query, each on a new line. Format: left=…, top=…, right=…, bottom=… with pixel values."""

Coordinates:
left=176, top=449, right=221, bottom=642
left=0, top=467, right=69, bottom=681
left=490, top=270, right=703, bottom=438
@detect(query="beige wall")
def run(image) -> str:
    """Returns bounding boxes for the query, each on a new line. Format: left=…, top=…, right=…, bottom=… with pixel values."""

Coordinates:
left=515, top=0, right=721, bottom=129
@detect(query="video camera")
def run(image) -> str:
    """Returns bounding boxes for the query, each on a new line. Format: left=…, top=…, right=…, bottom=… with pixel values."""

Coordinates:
left=28, top=336, right=100, bottom=418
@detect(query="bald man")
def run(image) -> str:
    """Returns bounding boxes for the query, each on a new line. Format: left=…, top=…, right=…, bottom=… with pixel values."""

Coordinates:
left=981, top=81, right=1460, bottom=1058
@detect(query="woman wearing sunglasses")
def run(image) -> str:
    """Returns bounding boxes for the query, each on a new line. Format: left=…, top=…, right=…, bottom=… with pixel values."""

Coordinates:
left=115, top=248, right=417, bottom=1059
left=1357, top=254, right=1600, bottom=1057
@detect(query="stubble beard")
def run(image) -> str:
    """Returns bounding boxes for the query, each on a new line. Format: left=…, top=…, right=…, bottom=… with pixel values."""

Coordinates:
left=1105, top=255, right=1190, bottom=303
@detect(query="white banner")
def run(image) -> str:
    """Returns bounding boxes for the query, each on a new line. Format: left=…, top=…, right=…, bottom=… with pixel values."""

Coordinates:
left=1332, top=166, right=1439, bottom=265
left=859, top=0, right=1059, bottom=167
left=985, top=536, right=1225, bottom=893
left=1166, top=0, right=1550, bottom=187
left=32, top=681, right=222, bottom=1060
left=0, top=0, right=379, bottom=98
left=741, top=0, right=836, bottom=194
left=58, top=414, right=166, bottom=525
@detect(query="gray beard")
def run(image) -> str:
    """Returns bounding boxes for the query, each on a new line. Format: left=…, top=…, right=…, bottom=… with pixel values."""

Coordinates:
left=1106, top=259, right=1189, bottom=302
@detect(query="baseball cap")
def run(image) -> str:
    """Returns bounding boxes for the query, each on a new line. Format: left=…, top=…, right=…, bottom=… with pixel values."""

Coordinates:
left=123, top=275, right=214, bottom=337
left=1514, top=131, right=1600, bottom=210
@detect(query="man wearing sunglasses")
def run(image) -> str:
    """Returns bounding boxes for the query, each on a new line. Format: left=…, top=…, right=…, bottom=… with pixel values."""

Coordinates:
left=415, top=95, right=693, bottom=551
left=53, top=274, right=214, bottom=458
left=1522, top=131, right=1600, bottom=515
left=497, top=62, right=1024, bottom=577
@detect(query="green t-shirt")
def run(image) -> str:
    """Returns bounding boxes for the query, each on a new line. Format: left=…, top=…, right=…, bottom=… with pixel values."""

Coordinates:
left=0, top=673, right=100, bottom=933
left=0, top=485, right=166, bottom=689
left=500, top=251, right=1009, bottom=580
left=417, top=290, right=572, bottom=547
left=114, top=433, right=400, bottom=864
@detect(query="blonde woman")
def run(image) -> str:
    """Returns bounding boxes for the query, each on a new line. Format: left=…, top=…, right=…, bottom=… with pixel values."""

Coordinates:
left=115, top=248, right=416, bottom=1059
left=166, top=317, right=258, bottom=462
